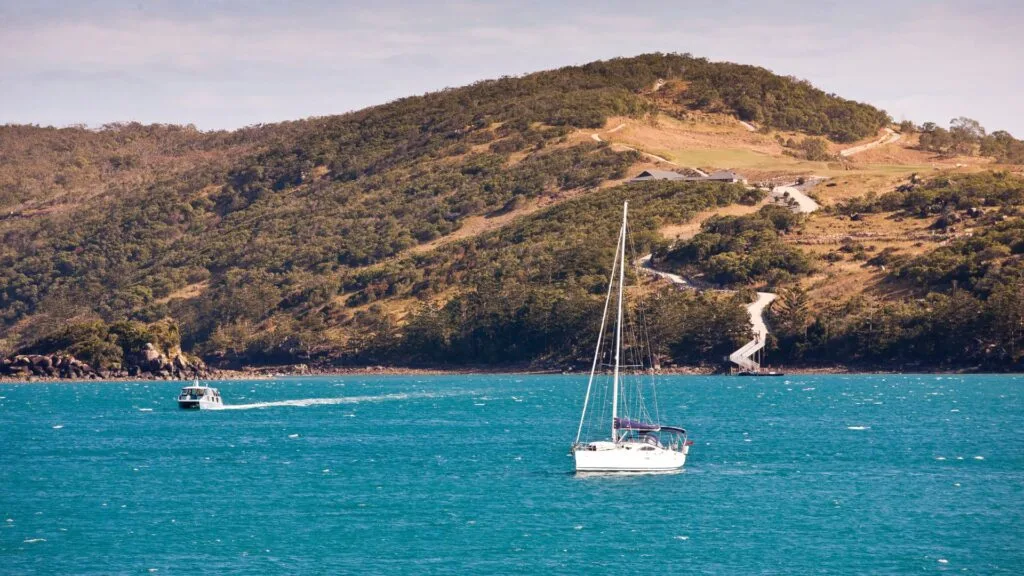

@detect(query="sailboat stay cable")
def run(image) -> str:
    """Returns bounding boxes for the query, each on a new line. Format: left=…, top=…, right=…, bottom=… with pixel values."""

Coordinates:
left=611, top=201, right=628, bottom=443
left=574, top=207, right=624, bottom=446
left=570, top=200, right=691, bottom=472
left=626, top=219, right=661, bottom=425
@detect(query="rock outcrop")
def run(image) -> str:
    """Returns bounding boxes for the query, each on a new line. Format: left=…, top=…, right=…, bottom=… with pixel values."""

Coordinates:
left=1, top=344, right=209, bottom=380
left=125, top=343, right=207, bottom=379
left=0, top=354, right=100, bottom=379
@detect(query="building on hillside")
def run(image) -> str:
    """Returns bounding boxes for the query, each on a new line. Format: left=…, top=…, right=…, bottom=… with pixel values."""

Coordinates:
left=705, top=170, right=747, bottom=184
left=629, top=169, right=688, bottom=182
left=629, top=168, right=748, bottom=185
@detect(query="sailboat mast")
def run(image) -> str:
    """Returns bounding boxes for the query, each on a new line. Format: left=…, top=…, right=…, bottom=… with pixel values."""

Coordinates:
left=574, top=216, right=620, bottom=446
left=611, top=201, right=628, bottom=443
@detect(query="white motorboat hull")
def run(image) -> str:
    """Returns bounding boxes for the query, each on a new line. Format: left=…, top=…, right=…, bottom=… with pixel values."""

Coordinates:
left=178, top=382, right=223, bottom=410
left=177, top=398, right=222, bottom=410
left=574, top=441, right=688, bottom=473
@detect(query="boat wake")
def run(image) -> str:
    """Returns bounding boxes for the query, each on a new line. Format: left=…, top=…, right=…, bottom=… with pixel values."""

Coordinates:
left=216, top=390, right=468, bottom=411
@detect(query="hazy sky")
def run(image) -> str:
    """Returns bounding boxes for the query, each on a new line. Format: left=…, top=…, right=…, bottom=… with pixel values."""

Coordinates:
left=2, top=0, right=1022, bottom=135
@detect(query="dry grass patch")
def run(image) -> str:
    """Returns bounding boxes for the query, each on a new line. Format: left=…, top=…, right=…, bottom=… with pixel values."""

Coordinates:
left=788, top=210, right=958, bottom=302
left=809, top=173, right=910, bottom=206
left=803, top=265, right=889, bottom=304
left=408, top=192, right=582, bottom=255
left=658, top=202, right=766, bottom=242
left=154, top=281, right=209, bottom=305
left=607, top=113, right=778, bottom=160
left=793, top=212, right=939, bottom=248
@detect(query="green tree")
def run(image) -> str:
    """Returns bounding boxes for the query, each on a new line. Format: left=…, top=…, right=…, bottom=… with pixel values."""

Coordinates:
left=798, top=137, right=833, bottom=161
left=949, top=117, right=986, bottom=154
left=774, top=286, right=810, bottom=339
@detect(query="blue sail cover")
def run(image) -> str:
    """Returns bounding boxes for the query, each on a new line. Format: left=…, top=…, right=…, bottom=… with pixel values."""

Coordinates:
left=613, top=417, right=660, bottom=431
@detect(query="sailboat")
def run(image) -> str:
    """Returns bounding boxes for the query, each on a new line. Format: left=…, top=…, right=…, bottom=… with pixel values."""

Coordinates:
left=571, top=201, right=690, bottom=473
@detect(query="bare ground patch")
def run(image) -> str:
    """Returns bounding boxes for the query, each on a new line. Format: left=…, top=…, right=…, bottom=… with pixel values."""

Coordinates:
left=154, top=281, right=210, bottom=305
left=658, top=202, right=766, bottom=242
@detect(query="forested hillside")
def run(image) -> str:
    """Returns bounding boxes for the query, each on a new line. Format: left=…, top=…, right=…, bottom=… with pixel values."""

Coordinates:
left=2, top=53, right=1020, bottom=373
left=770, top=172, right=1024, bottom=370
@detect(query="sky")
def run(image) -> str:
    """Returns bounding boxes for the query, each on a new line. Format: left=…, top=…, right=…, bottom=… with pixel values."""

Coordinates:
left=2, top=0, right=1022, bottom=135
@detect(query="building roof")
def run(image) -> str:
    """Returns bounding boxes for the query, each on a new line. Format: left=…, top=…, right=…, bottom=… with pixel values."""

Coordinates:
left=630, top=169, right=687, bottom=181
left=706, top=170, right=744, bottom=181
left=631, top=168, right=746, bottom=183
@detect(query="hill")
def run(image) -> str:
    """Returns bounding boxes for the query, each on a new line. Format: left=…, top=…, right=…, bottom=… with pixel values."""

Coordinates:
left=2, top=53, right=1022, bottom=375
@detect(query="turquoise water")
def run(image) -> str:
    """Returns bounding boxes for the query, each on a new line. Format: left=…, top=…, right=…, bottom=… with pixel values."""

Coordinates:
left=1, top=374, right=1022, bottom=574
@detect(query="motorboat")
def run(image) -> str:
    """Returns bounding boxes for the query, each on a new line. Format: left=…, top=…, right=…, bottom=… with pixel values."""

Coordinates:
left=177, top=380, right=223, bottom=410
left=571, top=201, right=691, bottom=473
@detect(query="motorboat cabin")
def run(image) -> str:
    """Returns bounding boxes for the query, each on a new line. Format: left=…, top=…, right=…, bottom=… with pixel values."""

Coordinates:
left=177, top=382, right=223, bottom=410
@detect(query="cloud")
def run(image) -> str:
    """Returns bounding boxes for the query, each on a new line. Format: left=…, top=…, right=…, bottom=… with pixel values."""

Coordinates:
left=0, top=0, right=1021, bottom=134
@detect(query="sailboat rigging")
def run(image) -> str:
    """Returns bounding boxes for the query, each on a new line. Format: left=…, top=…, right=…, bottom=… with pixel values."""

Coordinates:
left=571, top=201, right=690, bottom=473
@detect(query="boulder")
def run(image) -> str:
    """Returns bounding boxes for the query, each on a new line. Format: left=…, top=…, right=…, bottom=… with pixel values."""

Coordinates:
left=8, top=365, right=29, bottom=376
left=2, top=344, right=208, bottom=381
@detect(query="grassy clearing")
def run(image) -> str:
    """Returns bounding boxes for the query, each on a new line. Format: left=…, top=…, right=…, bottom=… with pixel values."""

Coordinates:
left=153, top=282, right=209, bottom=305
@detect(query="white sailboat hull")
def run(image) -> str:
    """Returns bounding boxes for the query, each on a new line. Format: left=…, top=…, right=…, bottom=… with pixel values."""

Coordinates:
left=571, top=202, right=693, bottom=475
left=574, top=441, right=688, bottom=473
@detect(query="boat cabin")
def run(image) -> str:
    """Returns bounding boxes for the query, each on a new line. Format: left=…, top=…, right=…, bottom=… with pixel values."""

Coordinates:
left=178, top=386, right=220, bottom=401
left=177, top=383, right=223, bottom=409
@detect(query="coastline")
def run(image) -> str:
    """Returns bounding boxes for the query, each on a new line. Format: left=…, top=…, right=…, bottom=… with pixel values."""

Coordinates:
left=3, top=363, right=990, bottom=384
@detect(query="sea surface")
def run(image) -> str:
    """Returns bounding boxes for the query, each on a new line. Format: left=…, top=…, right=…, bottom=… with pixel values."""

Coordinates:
left=1, top=374, right=1022, bottom=574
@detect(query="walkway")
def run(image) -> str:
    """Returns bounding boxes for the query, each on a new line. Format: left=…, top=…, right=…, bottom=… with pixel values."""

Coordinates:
left=639, top=176, right=822, bottom=373
left=771, top=185, right=819, bottom=214
left=727, top=292, right=776, bottom=371
left=590, top=122, right=707, bottom=175
left=636, top=254, right=688, bottom=287
left=840, top=128, right=901, bottom=157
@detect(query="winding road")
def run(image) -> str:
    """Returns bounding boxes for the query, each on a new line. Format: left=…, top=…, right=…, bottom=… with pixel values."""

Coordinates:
left=636, top=254, right=688, bottom=287
left=840, top=127, right=901, bottom=157
left=727, top=292, right=776, bottom=372
left=591, top=125, right=680, bottom=166
left=591, top=123, right=708, bottom=175
left=596, top=107, right=823, bottom=372
left=638, top=255, right=777, bottom=372
left=639, top=178, right=822, bottom=373
left=771, top=185, right=819, bottom=213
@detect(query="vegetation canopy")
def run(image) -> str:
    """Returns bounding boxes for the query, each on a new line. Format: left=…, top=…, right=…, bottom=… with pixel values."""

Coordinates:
left=2, top=53, right=1020, bottom=372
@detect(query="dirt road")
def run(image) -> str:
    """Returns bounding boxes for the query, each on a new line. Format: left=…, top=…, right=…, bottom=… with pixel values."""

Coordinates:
left=840, top=128, right=901, bottom=157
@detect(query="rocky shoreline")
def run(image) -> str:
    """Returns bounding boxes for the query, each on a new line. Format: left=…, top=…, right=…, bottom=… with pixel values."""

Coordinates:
left=0, top=361, right=867, bottom=383
left=1, top=343, right=209, bottom=382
